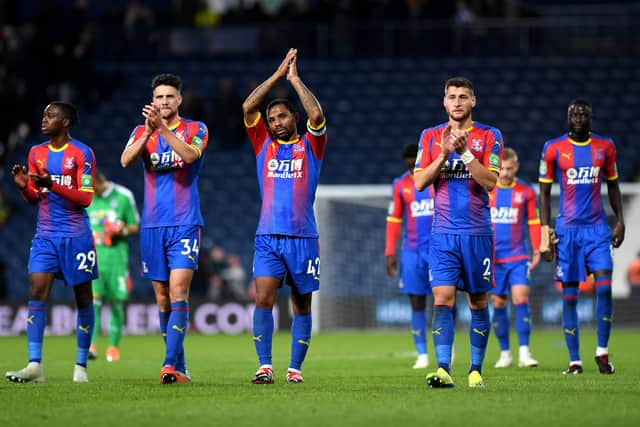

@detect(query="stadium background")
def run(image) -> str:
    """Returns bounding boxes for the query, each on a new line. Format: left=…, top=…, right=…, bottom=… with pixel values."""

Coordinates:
left=0, top=0, right=639, bottom=333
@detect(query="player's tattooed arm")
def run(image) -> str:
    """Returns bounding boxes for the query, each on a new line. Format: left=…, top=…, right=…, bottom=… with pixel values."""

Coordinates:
left=242, top=48, right=297, bottom=124
left=287, top=53, right=324, bottom=129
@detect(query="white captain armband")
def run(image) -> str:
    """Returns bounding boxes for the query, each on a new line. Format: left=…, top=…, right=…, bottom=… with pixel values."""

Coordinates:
left=307, top=118, right=326, bottom=137
left=460, top=150, right=475, bottom=165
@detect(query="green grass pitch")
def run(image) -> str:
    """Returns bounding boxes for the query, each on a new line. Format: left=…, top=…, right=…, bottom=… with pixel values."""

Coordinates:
left=1, top=329, right=639, bottom=427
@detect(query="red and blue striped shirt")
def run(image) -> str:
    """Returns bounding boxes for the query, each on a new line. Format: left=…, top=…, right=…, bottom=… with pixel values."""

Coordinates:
left=490, top=178, right=541, bottom=264
left=415, top=121, right=503, bottom=235
left=28, top=139, right=95, bottom=237
left=539, top=133, right=617, bottom=227
left=126, top=118, right=208, bottom=228
left=387, top=172, right=434, bottom=252
left=245, top=113, right=327, bottom=237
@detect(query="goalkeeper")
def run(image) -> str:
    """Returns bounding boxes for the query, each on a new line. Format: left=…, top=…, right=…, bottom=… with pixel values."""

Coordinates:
left=87, top=170, right=140, bottom=362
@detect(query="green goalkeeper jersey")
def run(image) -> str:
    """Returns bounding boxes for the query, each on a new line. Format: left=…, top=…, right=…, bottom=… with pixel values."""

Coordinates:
left=87, top=182, right=140, bottom=266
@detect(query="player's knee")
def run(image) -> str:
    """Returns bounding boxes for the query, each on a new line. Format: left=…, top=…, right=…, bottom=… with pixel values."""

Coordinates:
left=491, top=294, right=508, bottom=308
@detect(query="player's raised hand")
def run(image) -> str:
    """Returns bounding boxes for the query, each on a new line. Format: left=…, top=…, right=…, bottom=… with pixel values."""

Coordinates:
left=11, top=164, right=29, bottom=189
left=386, top=255, right=398, bottom=277
left=29, top=167, right=53, bottom=189
left=611, top=221, right=625, bottom=248
left=287, top=52, right=299, bottom=81
left=441, top=125, right=455, bottom=156
left=452, top=130, right=469, bottom=155
left=276, top=48, right=297, bottom=79
left=142, top=104, right=162, bottom=130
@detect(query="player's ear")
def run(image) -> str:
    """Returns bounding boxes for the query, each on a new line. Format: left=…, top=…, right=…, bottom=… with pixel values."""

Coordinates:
left=471, top=95, right=477, bottom=108
left=177, top=94, right=183, bottom=107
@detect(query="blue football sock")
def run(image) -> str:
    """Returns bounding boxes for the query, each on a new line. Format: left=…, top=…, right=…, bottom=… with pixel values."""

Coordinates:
left=411, top=309, right=427, bottom=355
left=158, top=310, right=170, bottom=343
left=514, top=303, right=531, bottom=347
left=561, top=287, right=580, bottom=361
left=469, top=307, right=490, bottom=374
left=76, top=305, right=94, bottom=367
left=432, top=305, right=454, bottom=372
left=595, top=276, right=613, bottom=348
left=163, top=302, right=189, bottom=367
left=160, top=310, right=186, bottom=372
left=27, top=300, right=47, bottom=363
left=492, top=306, right=510, bottom=351
left=289, top=313, right=312, bottom=371
left=253, top=307, right=274, bottom=366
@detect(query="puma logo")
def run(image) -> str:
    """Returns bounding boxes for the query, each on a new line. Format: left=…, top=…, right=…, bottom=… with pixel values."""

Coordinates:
left=473, top=328, right=487, bottom=337
left=432, top=327, right=442, bottom=335
left=297, top=339, right=310, bottom=346
left=564, top=328, right=577, bottom=336
left=79, top=325, right=90, bottom=334
left=172, top=325, right=186, bottom=334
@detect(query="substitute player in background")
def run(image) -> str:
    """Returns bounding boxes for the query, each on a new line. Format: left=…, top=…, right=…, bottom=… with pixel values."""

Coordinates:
left=414, top=77, right=502, bottom=388
left=539, top=99, right=624, bottom=375
left=489, top=147, right=540, bottom=368
left=242, top=48, right=326, bottom=384
left=6, top=102, right=96, bottom=383
left=87, top=170, right=140, bottom=362
left=121, top=73, right=208, bottom=384
left=386, top=143, right=435, bottom=369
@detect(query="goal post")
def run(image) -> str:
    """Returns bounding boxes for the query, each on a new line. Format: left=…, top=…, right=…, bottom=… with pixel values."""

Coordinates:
left=312, top=183, right=640, bottom=332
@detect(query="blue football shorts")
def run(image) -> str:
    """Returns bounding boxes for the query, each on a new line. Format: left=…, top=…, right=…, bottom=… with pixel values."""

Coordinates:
left=399, top=249, right=432, bottom=295
left=491, top=259, right=530, bottom=295
left=140, top=225, right=201, bottom=281
left=253, top=235, right=320, bottom=295
left=429, top=233, right=494, bottom=294
left=554, top=224, right=612, bottom=282
left=29, top=234, right=99, bottom=286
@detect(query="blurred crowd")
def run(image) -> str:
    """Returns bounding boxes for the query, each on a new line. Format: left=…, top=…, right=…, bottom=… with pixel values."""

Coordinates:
left=191, top=244, right=253, bottom=303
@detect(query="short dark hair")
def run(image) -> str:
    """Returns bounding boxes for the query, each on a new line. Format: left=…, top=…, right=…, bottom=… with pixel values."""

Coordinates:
left=568, top=98, right=592, bottom=112
left=151, top=73, right=182, bottom=92
left=49, top=101, right=79, bottom=127
left=402, top=143, right=418, bottom=159
left=266, top=98, right=298, bottom=116
left=444, top=77, right=474, bottom=95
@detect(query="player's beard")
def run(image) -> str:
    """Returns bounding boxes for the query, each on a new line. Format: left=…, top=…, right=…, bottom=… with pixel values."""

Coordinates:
left=273, top=127, right=293, bottom=141
left=449, top=108, right=471, bottom=123
left=161, top=109, right=179, bottom=123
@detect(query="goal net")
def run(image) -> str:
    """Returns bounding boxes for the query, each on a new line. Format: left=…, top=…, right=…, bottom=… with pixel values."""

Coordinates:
left=314, top=185, right=403, bottom=332
left=313, top=183, right=640, bottom=332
